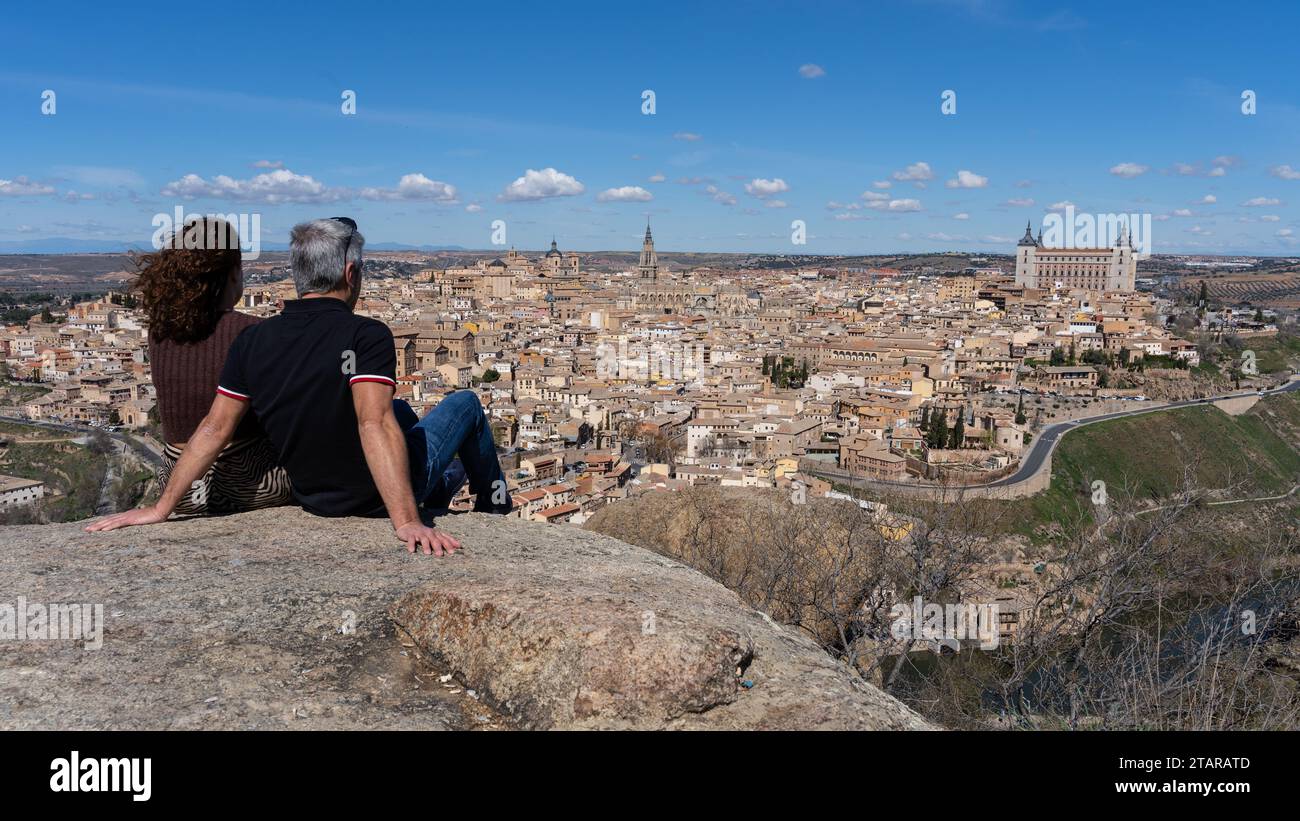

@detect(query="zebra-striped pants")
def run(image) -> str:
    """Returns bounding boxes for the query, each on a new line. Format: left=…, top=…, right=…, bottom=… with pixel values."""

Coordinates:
left=159, top=437, right=293, bottom=516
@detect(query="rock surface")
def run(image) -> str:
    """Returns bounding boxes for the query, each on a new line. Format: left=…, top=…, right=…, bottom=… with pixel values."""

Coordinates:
left=0, top=508, right=931, bottom=730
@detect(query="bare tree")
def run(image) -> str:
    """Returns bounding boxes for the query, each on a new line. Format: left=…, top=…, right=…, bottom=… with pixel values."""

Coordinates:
left=590, top=463, right=1300, bottom=730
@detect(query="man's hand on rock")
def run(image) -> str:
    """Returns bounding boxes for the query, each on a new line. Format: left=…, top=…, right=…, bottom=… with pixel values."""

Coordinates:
left=395, top=522, right=461, bottom=557
left=84, top=505, right=169, bottom=533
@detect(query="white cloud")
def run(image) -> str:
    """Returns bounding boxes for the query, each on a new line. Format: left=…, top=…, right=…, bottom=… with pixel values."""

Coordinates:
left=1260, top=214, right=1280, bottom=222
left=160, top=169, right=341, bottom=204
left=251, top=160, right=284, bottom=169
left=703, top=185, right=736, bottom=206
left=465, top=203, right=483, bottom=213
left=647, top=172, right=666, bottom=183
left=861, top=190, right=889, bottom=202
left=798, top=63, right=826, bottom=79
left=1199, top=194, right=1217, bottom=204
left=1172, top=208, right=1193, bottom=217
left=1278, top=228, right=1295, bottom=237
left=360, top=173, right=457, bottom=202
left=1110, top=162, right=1149, bottom=178
left=0, top=177, right=57, bottom=197
left=891, top=162, right=933, bottom=182
left=1242, top=197, right=1281, bottom=207
left=953, top=213, right=970, bottom=220
left=1004, top=197, right=1035, bottom=207
left=1048, top=200, right=1074, bottom=211
left=596, top=185, right=653, bottom=203
left=765, top=199, right=788, bottom=209
left=869, top=198, right=922, bottom=212
left=673, top=132, right=702, bottom=142
left=1270, top=165, right=1300, bottom=180
left=1172, top=163, right=1198, bottom=176
left=873, top=180, right=892, bottom=189
left=498, top=167, right=585, bottom=202
left=744, top=177, right=789, bottom=198
left=945, top=169, right=988, bottom=189
left=1208, top=166, right=1226, bottom=177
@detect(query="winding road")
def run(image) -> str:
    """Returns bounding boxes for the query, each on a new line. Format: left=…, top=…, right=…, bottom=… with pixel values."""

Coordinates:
left=806, top=377, right=1300, bottom=494
left=0, top=414, right=161, bottom=466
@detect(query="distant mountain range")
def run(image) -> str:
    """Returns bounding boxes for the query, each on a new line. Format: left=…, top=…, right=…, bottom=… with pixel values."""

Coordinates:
left=366, top=242, right=467, bottom=252
left=0, top=239, right=466, bottom=254
left=0, top=238, right=146, bottom=254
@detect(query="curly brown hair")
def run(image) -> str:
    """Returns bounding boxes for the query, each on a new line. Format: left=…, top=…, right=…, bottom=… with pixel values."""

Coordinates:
left=134, top=217, right=241, bottom=343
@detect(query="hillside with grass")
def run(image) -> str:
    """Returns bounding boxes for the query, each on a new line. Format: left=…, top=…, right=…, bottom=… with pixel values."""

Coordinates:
left=1251, top=333, right=1300, bottom=374
left=0, top=421, right=155, bottom=523
left=0, top=437, right=108, bottom=522
left=985, top=390, right=1300, bottom=541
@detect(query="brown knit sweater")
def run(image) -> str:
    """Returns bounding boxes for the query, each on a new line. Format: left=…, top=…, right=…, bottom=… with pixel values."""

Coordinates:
left=149, top=310, right=263, bottom=444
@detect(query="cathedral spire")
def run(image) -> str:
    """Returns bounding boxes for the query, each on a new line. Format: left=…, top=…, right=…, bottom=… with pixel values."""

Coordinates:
left=638, top=222, right=658, bottom=280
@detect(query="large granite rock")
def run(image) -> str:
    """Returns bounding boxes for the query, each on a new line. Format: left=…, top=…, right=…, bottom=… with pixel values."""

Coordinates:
left=0, top=508, right=932, bottom=730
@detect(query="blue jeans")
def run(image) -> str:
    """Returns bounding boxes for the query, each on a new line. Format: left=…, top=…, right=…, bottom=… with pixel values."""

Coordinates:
left=393, top=393, right=510, bottom=514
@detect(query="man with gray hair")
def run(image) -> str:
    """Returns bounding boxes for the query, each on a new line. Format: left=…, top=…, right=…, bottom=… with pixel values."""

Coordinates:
left=88, top=218, right=510, bottom=556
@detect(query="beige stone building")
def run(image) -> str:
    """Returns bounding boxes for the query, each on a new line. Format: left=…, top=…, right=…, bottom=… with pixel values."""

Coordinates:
left=1013, top=222, right=1137, bottom=292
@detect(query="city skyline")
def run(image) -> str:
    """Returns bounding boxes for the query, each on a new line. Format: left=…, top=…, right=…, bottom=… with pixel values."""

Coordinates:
left=2, top=0, right=1299, bottom=255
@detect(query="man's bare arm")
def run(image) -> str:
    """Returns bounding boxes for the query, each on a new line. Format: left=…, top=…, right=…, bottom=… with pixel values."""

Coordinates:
left=85, top=394, right=248, bottom=532
left=352, top=382, right=460, bottom=556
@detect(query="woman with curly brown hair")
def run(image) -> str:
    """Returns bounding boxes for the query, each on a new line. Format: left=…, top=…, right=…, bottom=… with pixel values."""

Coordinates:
left=138, top=217, right=291, bottom=515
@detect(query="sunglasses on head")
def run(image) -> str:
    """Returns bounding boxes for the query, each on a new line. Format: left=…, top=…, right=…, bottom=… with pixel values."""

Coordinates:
left=330, top=216, right=358, bottom=265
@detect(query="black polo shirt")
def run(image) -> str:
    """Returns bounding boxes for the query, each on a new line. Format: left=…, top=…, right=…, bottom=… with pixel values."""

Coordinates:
left=216, top=297, right=397, bottom=517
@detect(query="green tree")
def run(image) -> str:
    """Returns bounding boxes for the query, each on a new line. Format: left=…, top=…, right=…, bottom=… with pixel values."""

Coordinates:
left=949, top=415, right=965, bottom=449
left=929, top=410, right=948, bottom=449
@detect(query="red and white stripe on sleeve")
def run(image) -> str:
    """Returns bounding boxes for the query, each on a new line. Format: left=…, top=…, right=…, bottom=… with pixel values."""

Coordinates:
left=349, top=374, right=397, bottom=387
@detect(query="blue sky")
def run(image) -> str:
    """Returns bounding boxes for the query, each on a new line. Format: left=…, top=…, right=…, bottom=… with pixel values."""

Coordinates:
left=1, top=0, right=1298, bottom=256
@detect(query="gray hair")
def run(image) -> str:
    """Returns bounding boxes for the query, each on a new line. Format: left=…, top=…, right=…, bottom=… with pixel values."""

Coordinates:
left=289, top=219, right=365, bottom=296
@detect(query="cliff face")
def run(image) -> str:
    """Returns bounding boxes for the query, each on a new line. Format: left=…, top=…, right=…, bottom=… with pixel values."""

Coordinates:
left=0, top=509, right=930, bottom=730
